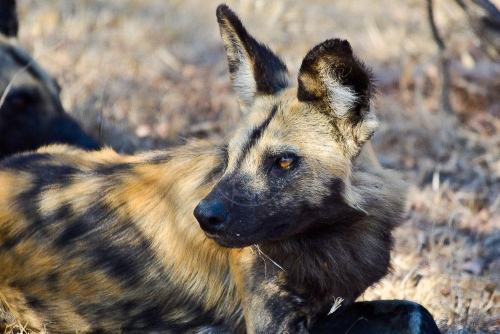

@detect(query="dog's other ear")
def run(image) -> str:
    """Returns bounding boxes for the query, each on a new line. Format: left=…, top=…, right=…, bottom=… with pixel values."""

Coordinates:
left=0, top=0, right=19, bottom=38
left=216, top=4, right=289, bottom=113
left=297, top=39, right=378, bottom=158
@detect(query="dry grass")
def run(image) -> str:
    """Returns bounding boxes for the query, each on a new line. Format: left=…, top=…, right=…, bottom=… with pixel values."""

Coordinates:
left=14, top=0, right=500, bottom=332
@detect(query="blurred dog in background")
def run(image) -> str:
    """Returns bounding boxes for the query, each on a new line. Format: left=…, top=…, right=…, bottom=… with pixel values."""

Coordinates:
left=0, top=0, right=99, bottom=159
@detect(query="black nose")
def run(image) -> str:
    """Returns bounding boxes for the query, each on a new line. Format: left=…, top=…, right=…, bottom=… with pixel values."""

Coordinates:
left=193, top=200, right=228, bottom=233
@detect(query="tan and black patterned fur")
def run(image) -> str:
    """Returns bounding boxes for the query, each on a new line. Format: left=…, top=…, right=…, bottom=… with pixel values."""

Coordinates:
left=0, top=4, right=440, bottom=334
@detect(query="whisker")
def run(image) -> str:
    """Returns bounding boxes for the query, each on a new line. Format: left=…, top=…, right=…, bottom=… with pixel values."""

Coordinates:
left=254, top=245, right=285, bottom=272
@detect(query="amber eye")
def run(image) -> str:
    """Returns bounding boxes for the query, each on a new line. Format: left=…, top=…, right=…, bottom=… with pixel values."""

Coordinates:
left=278, top=157, right=294, bottom=169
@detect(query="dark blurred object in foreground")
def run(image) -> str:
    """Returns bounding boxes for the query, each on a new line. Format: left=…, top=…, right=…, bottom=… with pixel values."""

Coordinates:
left=311, top=300, right=441, bottom=334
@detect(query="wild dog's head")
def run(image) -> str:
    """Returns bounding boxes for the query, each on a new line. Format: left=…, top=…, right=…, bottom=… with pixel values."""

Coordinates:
left=0, top=0, right=99, bottom=159
left=194, top=4, right=377, bottom=247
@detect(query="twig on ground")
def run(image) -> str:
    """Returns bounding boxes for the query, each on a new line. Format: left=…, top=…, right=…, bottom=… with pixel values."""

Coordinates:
left=426, top=0, right=454, bottom=115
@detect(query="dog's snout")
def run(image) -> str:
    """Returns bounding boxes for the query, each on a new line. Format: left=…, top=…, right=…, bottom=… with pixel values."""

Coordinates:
left=194, top=200, right=228, bottom=233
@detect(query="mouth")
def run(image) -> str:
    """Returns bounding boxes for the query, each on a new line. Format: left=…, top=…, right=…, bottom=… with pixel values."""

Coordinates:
left=203, top=231, right=252, bottom=248
left=202, top=223, right=291, bottom=248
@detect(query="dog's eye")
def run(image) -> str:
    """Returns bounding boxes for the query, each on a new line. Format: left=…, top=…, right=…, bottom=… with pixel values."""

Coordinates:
left=6, top=88, right=38, bottom=110
left=277, top=156, right=294, bottom=169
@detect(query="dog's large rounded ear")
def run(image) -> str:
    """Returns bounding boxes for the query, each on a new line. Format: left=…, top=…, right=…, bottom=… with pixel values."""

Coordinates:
left=297, top=39, right=378, bottom=158
left=216, top=4, right=289, bottom=113
left=0, top=0, right=19, bottom=38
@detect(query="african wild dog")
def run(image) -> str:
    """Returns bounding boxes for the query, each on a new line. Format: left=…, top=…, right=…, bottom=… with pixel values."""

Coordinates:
left=0, top=4, right=441, bottom=334
left=0, top=0, right=99, bottom=159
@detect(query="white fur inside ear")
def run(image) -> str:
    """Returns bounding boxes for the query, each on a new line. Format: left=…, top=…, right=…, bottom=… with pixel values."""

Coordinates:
left=232, top=50, right=257, bottom=108
left=355, top=105, right=379, bottom=143
left=322, top=74, right=358, bottom=118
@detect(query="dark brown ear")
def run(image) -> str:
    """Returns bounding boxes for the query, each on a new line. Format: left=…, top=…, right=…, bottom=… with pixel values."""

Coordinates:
left=297, top=39, right=377, bottom=157
left=216, top=4, right=289, bottom=112
left=0, top=0, right=18, bottom=38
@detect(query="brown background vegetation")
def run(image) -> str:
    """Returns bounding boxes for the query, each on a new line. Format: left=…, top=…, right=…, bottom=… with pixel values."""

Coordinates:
left=14, top=0, right=500, bottom=332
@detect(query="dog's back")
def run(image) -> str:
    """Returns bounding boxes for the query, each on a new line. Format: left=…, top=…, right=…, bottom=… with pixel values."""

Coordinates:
left=0, top=141, right=241, bottom=333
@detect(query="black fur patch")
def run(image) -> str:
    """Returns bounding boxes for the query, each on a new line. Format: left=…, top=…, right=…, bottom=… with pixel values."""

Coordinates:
left=54, top=216, right=90, bottom=247
left=201, top=145, right=228, bottom=186
left=146, top=153, right=173, bottom=165
left=297, top=39, right=372, bottom=118
left=17, top=165, right=79, bottom=226
left=0, top=153, right=52, bottom=170
left=217, top=4, right=288, bottom=95
left=25, top=296, right=44, bottom=311
left=46, top=271, right=60, bottom=289
left=0, top=0, right=18, bottom=38
left=0, top=236, right=22, bottom=251
left=75, top=202, right=152, bottom=287
left=95, top=163, right=134, bottom=176
left=235, top=105, right=278, bottom=168
left=12, top=162, right=80, bottom=241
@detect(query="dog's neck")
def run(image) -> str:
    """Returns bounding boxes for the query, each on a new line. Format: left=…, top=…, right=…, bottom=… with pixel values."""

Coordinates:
left=258, top=149, right=407, bottom=308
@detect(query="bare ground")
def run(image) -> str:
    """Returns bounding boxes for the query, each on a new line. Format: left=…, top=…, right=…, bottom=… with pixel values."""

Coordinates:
left=12, top=0, right=500, bottom=332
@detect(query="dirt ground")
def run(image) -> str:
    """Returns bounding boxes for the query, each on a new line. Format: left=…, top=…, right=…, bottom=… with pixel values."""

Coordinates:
left=14, top=0, right=500, bottom=332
